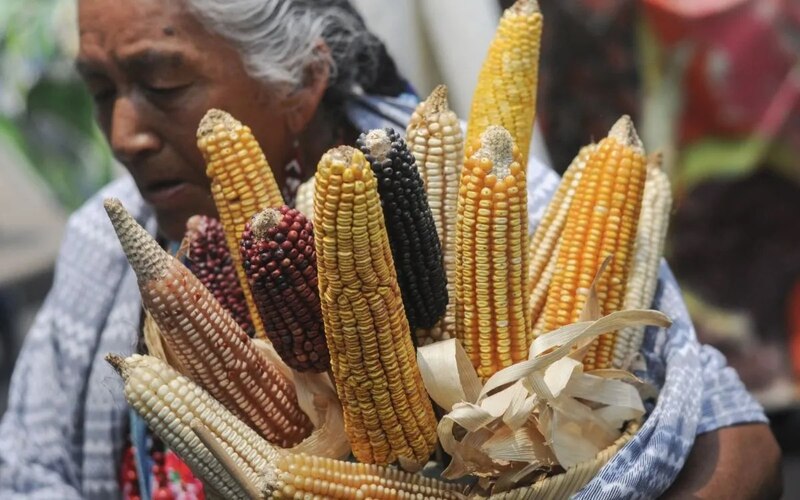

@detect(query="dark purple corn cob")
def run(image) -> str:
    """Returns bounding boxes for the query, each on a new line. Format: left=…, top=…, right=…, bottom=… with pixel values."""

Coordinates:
left=357, top=127, right=449, bottom=330
left=240, top=206, right=329, bottom=372
left=184, top=215, right=255, bottom=337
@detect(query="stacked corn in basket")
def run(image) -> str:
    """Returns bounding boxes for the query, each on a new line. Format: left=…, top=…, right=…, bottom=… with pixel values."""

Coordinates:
left=104, top=0, right=675, bottom=498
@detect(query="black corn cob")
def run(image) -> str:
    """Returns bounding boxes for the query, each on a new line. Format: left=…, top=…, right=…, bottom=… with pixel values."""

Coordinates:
left=184, top=215, right=255, bottom=337
left=240, top=206, right=329, bottom=372
left=357, top=127, right=448, bottom=330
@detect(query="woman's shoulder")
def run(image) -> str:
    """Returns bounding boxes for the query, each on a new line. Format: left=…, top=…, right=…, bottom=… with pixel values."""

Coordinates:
left=56, top=175, right=152, bottom=277
left=345, top=92, right=420, bottom=133
left=24, top=175, right=151, bottom=345
left=525, top=155, right=561, bottom=232
left=67, top=175, right=149, bottom=229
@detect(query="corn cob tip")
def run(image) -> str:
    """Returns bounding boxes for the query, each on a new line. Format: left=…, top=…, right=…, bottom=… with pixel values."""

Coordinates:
left=326, top=145, right=358, bottom=164
left=183, top=215, right=206, bottom=252
left=608, top=115, right=644, bottom=155
left=510, top=0, right=540, bottom=14
left=249, top=207, right=282, bottom=240
left=648, top=150, right=664, bottom=169
left=185, top=214, right=206, bottom=233
left=475, top=125, right=515, bottom=178
left=424, top=84, right=449, bottom=113
left=104, top=353, right=128, bottom=379
left=103, top=198, right=170, bottom=281
left=363, top=128, right=393, bottom=161
left=103, top=197, right=127, bottom=219
left=196, top=108, right=239, bottom=140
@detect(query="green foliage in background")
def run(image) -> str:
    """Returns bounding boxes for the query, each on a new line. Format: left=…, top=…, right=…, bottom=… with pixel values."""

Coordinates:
left=0, top=0, right=115, bottom=211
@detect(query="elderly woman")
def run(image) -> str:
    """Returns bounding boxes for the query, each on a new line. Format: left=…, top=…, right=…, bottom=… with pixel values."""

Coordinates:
left=0, top=0, right=781, bottom=498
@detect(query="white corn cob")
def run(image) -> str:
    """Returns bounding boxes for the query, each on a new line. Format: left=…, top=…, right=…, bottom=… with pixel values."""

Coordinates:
left=294, top=176, right=315, bottom=220
left=612, top=156, right=672, bottom=368
left=192, top=430, right=465, bottom=500
left=527, top=144, right=594, bottom=338
left=406, top=85, right=464, bottom=344
left=106, top=353, right=280, bottom=500
left=111, top=351, right=462, bottom=499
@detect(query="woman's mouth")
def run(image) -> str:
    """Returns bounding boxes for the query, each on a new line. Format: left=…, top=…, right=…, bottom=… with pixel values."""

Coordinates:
left=142, top=179, right=192, bottom=208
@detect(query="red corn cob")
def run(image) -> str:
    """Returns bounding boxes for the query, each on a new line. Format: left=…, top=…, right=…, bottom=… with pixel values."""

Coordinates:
left=240, top=206, right=329, bottom=372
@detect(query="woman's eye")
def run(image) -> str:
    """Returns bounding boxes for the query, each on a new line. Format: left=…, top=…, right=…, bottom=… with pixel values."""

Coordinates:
left=143, top=83, right=191, bottom=98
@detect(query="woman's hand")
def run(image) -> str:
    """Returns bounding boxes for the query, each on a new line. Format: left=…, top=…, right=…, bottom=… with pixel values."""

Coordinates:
left=661, top=423, right=782, bottom=499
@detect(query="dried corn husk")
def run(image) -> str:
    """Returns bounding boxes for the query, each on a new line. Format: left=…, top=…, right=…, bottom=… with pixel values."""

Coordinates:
left=142, top=311, right=188, bottom=375
left=418, top=274, right=670, bottom=490
left=485, top=420, right=641, bottom=499
left=250, top=339, right=350, bottom=459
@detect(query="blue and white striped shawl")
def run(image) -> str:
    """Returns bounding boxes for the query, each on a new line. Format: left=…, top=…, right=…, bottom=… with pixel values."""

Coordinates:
left=0, top=93, right=766, bottom=499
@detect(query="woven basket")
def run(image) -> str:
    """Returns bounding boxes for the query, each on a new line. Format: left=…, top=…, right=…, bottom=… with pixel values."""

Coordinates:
left=483, top=420, right=641, bottom=500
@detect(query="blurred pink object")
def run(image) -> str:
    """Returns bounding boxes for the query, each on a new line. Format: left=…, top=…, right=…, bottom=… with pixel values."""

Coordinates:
left=646, top=0, right=749, bottom=20
left=644, top=0, right=800, bottom=149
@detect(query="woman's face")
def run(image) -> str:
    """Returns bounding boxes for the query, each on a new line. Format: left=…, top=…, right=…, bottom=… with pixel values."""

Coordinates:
left=77, top=0, right=294, bottom=241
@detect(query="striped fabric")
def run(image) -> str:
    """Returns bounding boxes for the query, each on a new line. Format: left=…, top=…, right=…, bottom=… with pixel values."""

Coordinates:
left=0, top=93, right=766, bottom=499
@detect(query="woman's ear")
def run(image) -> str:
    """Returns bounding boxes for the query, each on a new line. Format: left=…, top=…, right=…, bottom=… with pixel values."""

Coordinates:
left=284, top=42, right=332, bottom=136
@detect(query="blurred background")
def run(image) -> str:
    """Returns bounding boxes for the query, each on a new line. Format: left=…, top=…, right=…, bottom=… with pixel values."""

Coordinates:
left=1, top=0, right=798, bottom=494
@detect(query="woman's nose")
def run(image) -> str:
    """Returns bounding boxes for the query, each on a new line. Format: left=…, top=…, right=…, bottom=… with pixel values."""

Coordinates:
left=109, top=95, right=160, bottom=166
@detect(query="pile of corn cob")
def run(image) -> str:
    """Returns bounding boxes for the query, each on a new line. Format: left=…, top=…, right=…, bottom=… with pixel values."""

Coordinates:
left=102, top=0, right=675, bottom=496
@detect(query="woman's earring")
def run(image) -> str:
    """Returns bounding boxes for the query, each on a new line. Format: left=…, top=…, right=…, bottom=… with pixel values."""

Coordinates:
left=282, top=138, right=303, bottom=206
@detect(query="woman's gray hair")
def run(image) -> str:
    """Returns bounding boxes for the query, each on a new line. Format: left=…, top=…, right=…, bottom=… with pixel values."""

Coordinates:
left=184, top=0, right=404, bottom=98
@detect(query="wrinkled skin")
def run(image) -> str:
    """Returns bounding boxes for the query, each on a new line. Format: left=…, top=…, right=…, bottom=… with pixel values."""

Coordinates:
left=77, top=0, right=327, bottom=240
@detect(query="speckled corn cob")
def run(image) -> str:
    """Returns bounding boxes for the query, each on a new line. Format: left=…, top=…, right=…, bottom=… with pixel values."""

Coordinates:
left=240, top=206, right=329, bottom=372
left=357, top=127, right=448, bottom=332
left=104, top=199, right=312, bottom=447
left=185, top=215, right=255, bottom=337
left=456, top=126, right=529, bottom=379
left=466, top=0, right=542, bottom=164
left=406, top=85, right=463, bottom=344
left=527, top=144, right=594, bottom=337
left=612, top=155, right=672, bottom=369
left=106, top=353, right=280, bottom=500
left=314, top=146, right=438, bottom=467
left=270, top=454, right=464, bottom=499
left=536, top=116, right=647, bottom=371
left=197, top=109, right=285, bottom=340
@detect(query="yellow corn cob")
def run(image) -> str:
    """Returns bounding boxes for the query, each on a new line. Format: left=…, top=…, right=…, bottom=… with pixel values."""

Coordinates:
left=466, top=0, right=542, bottom=164
left=294, top=175, right=316, bottom=220
left=527, top=144, right=595, bottom=337
left=314, top=146, right=438, bottom=467
left=104, top=199, right=312, bottom=447
left=270, top=453, right=464, bottom=499
left=456, top=126, right=529, bottom=379
left=106, top=353, right=280, bottom=500
left=407, top=85, right=464, bottom=345
left=197, top=109, right=285, bottom=340
left=537, top=116, right=647, bottom=371
left=612, top=154, right=672, bottom=369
